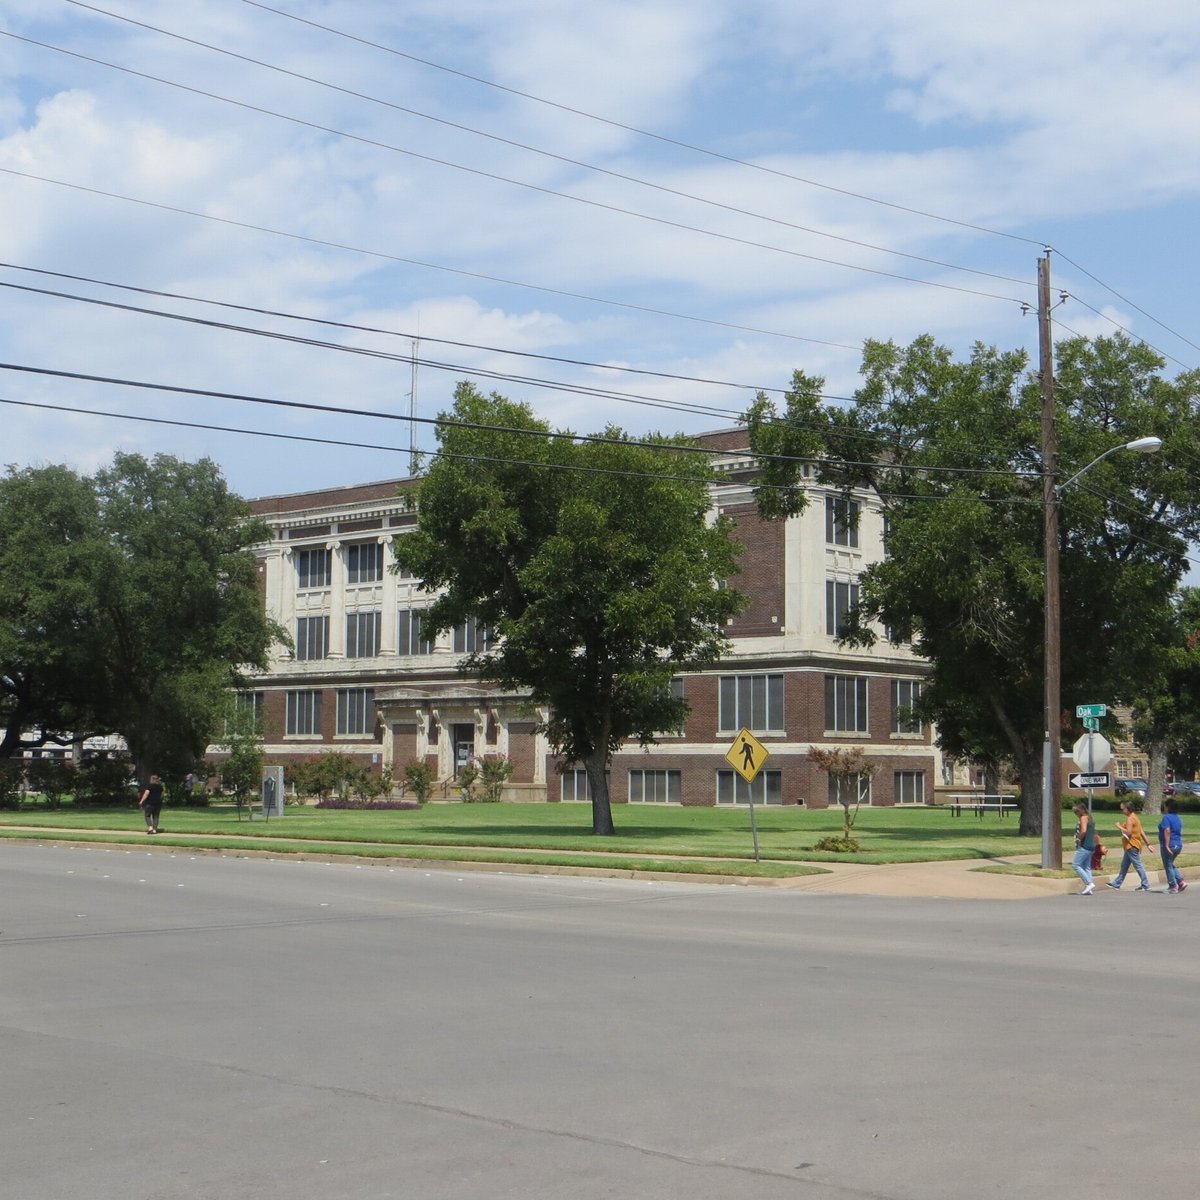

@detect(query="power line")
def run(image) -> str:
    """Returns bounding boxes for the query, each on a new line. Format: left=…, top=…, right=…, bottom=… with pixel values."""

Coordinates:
left=238, top=0, right=1045, bottom=248
left=3, top=30, right=1030, bottom=307
left=0, top=166, right=854, bottom=349
left=0, top=360, right=1046, bottom=481
left=65, top=1, right=1033, bottom=293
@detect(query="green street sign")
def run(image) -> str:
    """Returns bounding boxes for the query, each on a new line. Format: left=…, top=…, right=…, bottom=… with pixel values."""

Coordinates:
left=1075, top=703, right=1106, bottom=719
left=1082, top=716, right=1100, bottom=731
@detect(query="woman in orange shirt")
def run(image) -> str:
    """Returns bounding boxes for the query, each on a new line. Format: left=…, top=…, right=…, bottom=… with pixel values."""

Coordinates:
left=1107, top=799, right=1151, bottom=891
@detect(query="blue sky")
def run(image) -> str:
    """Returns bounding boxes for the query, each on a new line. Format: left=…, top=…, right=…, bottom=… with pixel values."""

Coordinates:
left=1, top=0, right=1198, bottom=502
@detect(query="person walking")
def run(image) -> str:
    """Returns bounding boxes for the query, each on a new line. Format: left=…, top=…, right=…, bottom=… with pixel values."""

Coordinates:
left=1158, top=798, right=1187, bottom=894
left=1072, top=802, right=1097, bottom=894
left=138, top=773, right=164, bottom=835
left=1107, top=799, right=1151, bottom=891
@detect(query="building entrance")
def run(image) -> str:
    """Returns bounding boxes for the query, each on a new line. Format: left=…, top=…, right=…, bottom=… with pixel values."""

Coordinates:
left=451, top=723, right=475, bottom=774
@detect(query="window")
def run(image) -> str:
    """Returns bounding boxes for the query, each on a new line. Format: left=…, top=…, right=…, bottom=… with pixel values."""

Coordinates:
left=628, top=769, right=681, bottom=803
left=295, top=615, right=329, bottom=661
left=718, top=674, right=784, bottom=733
left=398, top=609, right=434, bottom=655
left=453, top=616, right=492, bottom=655
left=894, top=771, right=925, bottom=805
left=828, top=772, right=872, bottom=807
left=1133, top=760, right=1145, bottom=778
left=285, top=690, right=322, bottom=736
left=295, top=547, right=331, bottom=589
left=825, top=495, right=860, bottom=548
left=226, top=691, right=263, bottom=734
left=1116, top=759, right=1129, bottom=777
left=346, top=541, right=383, bottom=584
left=716, top=769, right=782, bottom=805
left=825, top=675, right=868, bottom=732
left=561, top=769, right=591, bottom=802
left=336, top=688, right=375, bottom=736
left=825, top=579, right=859, bottom=637
left=891, top=679, right=923, bottom=734
left=345, top=611, right=382, bottom=658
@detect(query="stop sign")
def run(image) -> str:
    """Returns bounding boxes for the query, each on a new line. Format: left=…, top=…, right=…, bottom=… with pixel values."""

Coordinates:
left=1072, top=732, right=1112, bottom=772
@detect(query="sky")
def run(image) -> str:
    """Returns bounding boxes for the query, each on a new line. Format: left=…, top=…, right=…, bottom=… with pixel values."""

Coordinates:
left=2, top=0, right=1199, bottom=502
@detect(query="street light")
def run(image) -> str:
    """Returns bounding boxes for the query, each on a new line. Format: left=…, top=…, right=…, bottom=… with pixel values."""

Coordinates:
left=1042, top=434, right=1163, bottom=869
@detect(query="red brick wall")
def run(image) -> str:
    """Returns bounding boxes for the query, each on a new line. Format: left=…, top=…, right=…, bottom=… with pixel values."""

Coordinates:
left=723, top=504, right=786, bottom=637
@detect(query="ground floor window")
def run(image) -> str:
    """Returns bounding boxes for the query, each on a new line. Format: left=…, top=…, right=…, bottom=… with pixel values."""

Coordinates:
left=561, top=769, right=591, bottom=802
left=894, top=770, right=925, bottom=805
left=628, top=769, right=681, bottom=803
left=716, top=769, right=782, bottom=805
left=336, top=688, right=375, bottom=736
left=827, top=772, right=872, bottom=807
left=285, top=690, right=322, bottom=736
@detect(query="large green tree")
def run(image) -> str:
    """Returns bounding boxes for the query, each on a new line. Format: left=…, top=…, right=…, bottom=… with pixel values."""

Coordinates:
left=0, top=464, right=114, bottom=757
left=746, top=334, right=1200, bottom=835
left=0, top=453, right=283, bottom=779
left=394, top=383, right=747, bottom=834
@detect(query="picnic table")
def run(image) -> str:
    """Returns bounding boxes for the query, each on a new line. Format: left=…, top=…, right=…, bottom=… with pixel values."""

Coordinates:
left=942, top=793, right=1018, bottom=818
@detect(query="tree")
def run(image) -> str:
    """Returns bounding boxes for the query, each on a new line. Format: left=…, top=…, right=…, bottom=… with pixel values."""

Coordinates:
left=395, top=383, right=747, bottom=834
left=1128, top=588, right=1200, bottom=817
left=0, top=454, right=284, bottom=779
left=0, top=464, right=115, bottom=757
left=216, top=694, right=264, bottom=817
left=746, top=334, right=1200, bottom=836
left=807, top=746, right=876, bottom=846
left=91, top=453, right=284, bottom=781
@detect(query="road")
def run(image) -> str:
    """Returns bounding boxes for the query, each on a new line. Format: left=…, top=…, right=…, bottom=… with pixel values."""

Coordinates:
left=1, top=841, right=1195, bottom=1199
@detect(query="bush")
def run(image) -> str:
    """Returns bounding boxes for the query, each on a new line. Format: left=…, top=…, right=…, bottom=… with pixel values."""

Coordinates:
left=75, top=754, right=135, bottom=804
left=0, top=761, right=23, bottom=810
left=315, top=798, right=422, bottom=810
left=402, top=759, right=434, bottom=805
left=24, top=758, right=75, bottom=809
left=478, top=755, right=513, bottom=802
left=814, top=835, right=861, bottom=853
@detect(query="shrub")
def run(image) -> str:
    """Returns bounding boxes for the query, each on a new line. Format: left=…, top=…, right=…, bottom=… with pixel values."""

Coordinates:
left=456, top=760, right=479, bottom=802
left=402, top=759, right=434, bottom=805
left=75, top=754, right=135, bottom=804
left=814, top=835, right=861, bottom=853
left=315, top=797, right=422, bottom=810
left=0, top=761, right=23, bottom=810
left=24, top=758, right=75, bottom=809
left=478, top=755, right=513, bottom=802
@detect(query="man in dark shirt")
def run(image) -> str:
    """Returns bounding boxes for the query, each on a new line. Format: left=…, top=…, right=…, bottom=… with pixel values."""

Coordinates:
left=138, top=774, right=164, bottom=834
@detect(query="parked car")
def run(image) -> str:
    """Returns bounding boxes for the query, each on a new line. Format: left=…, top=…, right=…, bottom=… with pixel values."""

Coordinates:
left=1168, top=780, right=1200, bottom=797
left=1114, top=778, right=1149, bottom=798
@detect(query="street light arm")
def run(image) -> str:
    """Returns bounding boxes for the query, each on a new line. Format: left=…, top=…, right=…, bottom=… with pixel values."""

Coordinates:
left=1055, top=436, right=1163, bottom=496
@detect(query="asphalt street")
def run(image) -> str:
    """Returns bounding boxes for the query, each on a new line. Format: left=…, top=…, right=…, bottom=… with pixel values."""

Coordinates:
left=2, top=841, right=1196, bottom=1200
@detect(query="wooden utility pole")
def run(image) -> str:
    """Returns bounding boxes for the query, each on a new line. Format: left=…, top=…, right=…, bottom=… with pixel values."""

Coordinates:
left=1039, top=251, right=1063, bottom=869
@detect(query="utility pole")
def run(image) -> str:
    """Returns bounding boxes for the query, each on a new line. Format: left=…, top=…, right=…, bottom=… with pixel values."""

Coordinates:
left=1039, top=251, right=1063, bottom=869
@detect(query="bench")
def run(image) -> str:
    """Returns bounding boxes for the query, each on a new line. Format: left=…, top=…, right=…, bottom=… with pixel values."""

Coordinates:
left=943, top=793, right=1018, bottom=818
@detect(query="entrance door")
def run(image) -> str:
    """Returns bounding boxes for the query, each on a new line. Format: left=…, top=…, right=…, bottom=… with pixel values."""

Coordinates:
left=452, top=723, right=475, bottom=774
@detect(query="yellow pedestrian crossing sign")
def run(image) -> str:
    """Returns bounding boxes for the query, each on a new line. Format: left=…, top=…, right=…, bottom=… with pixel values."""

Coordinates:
left=725, top=727, right=768, bottom=783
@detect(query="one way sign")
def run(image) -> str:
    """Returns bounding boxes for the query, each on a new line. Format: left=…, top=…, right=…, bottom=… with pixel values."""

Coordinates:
left=1068, top=772, right=1110, bottom=789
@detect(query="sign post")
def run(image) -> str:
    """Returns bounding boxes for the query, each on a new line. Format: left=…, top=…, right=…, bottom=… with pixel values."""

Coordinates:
left=1071, top=727, right=1112, bottom=814
left=725, top=728, right=768, bottom=862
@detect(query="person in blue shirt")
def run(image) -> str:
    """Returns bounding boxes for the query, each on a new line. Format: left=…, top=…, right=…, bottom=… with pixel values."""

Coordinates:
left=1157, top=798, right=1187, bottom=894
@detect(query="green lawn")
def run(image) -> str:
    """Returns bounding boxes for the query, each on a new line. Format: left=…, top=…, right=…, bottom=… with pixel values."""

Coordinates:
left=0, top=801, right=1058, bottom=876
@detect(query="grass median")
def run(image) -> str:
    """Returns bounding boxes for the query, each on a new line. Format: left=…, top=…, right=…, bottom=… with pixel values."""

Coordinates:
left=0, top=801, right=1065, bottom=879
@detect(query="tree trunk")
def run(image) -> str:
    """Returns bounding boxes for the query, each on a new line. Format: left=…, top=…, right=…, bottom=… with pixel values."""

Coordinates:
left=1145, top=741, right=1167, bottom=818
left=585, top=748, right=615, bottom=835
left=1018, top=750, right=1044, bottom=837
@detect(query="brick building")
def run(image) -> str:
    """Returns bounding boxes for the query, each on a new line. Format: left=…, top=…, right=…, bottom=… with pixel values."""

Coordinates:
left=243, top=432, right=935, bottom=807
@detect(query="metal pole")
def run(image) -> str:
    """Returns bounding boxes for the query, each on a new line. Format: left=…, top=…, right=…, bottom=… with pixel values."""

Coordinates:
left=1039, top=252, right=1063, bottom=869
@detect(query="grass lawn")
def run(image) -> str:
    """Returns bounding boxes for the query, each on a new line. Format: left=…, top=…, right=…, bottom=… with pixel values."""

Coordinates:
left=0, top=801, right=1060, bottom=876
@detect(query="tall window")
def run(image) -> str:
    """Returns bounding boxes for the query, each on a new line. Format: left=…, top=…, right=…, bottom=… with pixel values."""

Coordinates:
left=398, top=609, right=434, bottom=655
left=718, top=674, right=784, bottom=733
left=825, top=579, right=860, bottom=636
left=825, top=495, right=860, bottom=548
left=628, top=769, right=681, bottom=804
left=716, top=769, right=782, bottom=805
left=295, top=547, right=331, bottom=589
left=226, top=691, right=263, bottom=734
left=336, top=688, right=375, bottom=736
left=894, top=771, right=925, bottom=805
left=828, top=773, right=872, bottom=807
left=561, top=769, right=592, bottom=802
left=285, top=690, right=322, bottom=736
left=346, top=541, right=383, bottom=584
left=453, top=616, right=492, bottom=655
left=825, top=674, right=868, bottom=732
left=295, top=615, right=329, bottom=661
left=891, top=679, right=923, bottom=734
left=345, top=611, right=381, bottom=658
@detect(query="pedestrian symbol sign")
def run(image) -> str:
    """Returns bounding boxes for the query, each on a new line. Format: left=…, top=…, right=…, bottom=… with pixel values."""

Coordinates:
left=725, top=727, right=768, bottom=783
